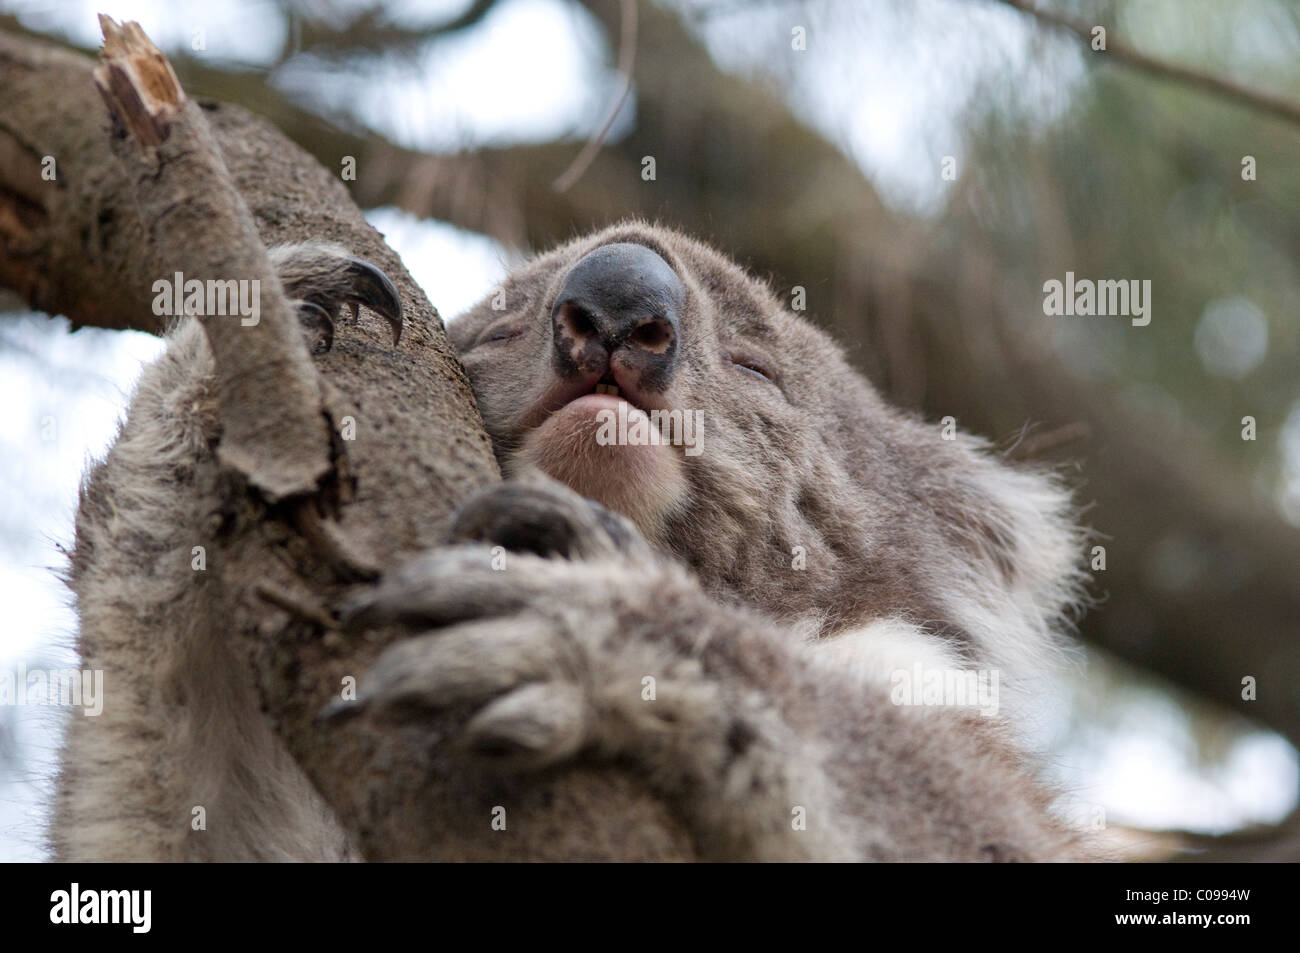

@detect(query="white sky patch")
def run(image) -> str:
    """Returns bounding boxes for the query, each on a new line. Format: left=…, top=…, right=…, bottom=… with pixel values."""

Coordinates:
left=1042, top=667, right=1299, bottom=833
left=273, top=0, right=623, bottom=151
left=5, top=0, right=286, bottom=64
left=0, top=315, right=164, bottom=861
left=366, top=209, right=514, bottom=319
left=0, top=316, right=163, bottom=663
left=1082, top=726, right=1299, bottom=833
left=683, top=0, right=1085, bottom=215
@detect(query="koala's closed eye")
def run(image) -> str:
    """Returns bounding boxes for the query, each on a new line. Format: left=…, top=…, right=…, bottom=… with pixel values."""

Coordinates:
left=724, top=349, right=778, bottom=385
left=475, top=319, right=525, bottom=348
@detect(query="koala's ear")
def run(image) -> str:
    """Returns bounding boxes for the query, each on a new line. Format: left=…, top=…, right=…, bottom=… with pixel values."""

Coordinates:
left=927, top=439, right=1089, bottom=682
left=968, top=457, right=1081, bottom=590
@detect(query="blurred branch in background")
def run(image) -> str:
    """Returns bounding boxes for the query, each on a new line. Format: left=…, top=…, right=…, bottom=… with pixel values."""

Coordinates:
left=283, top=0, right=500, bottom=62
left=996, top=0, right=1300, bottom=127
left=553, top=0, right=637, bottom=191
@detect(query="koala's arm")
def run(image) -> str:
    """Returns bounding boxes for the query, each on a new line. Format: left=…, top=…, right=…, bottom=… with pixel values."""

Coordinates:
left=52, top=319, right=356, bottom=861
left=51, top=245, right=402, bottom=861
left=343, top=481, right=1083, bottom=862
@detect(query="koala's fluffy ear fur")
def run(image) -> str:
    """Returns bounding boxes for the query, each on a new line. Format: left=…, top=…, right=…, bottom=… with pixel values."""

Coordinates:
left=921, top=431, right=1089, bottom=684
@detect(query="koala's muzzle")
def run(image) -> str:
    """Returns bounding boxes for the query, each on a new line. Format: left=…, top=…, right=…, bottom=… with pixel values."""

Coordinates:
left=551, top=242, right=683, bottom=391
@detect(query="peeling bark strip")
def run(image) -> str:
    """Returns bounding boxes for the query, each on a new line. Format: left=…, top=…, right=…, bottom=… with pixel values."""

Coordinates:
left=94, top=16, right=330, bottom=501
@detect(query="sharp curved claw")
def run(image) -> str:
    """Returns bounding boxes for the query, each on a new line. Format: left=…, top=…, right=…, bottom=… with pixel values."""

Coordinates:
left=344, top=256, right=403, bottom=345
left=297, top=300, right=335, bottom=354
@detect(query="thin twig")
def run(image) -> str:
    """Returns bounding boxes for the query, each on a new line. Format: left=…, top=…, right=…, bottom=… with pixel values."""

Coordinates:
left=552, top=0, right=638, bottom=192
left=690, top=0, right=1300, bottom=128
left=995, top=0, right=1300, bottom=128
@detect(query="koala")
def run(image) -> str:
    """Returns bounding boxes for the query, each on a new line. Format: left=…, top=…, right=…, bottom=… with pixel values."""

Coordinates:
left=446, top=226, right=1086, bottom=690
left=52, top=222, right=1089, bottom=861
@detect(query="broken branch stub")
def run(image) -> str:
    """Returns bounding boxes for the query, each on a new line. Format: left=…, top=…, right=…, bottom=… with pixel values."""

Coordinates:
left=92, top=16, right=183, bottom=147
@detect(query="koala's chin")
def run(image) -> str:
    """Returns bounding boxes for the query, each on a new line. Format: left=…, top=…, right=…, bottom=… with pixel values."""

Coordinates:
left=513, top=393, right=688, bottom=541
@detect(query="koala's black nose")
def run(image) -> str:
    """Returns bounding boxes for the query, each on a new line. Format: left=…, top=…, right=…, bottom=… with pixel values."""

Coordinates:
left=551, top=243, right=683, bottom=387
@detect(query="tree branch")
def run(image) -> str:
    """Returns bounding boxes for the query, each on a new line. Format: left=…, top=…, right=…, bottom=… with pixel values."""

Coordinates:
left=284, top=0, right=501, bottom=63
left=995, top=0, right=1300, bottom=128
left=552, top=0, right=638, bottom=192
left=95, top=15, right=331, bottom=500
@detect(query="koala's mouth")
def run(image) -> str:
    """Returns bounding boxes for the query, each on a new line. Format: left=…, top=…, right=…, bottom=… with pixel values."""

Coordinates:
left=516, top=372, right=690, bottom=539
left=518, top=367, right=667, bottom=436
left=587, top=373, right=637, bottom=404
left=558, top=372, right=646, bottom=414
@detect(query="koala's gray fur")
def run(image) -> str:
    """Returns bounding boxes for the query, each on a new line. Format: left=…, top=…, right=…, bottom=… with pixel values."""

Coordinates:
left=449, top=223, right=1088, bottom=690
left=52, top=222, right=1090, bottom=862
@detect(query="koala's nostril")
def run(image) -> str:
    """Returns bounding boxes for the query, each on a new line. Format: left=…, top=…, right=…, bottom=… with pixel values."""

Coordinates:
left=629, top=316, right=674, bottom=353
left=550, top=243, right=685, bottom=384
left=556, top=303, right=598, bottom=341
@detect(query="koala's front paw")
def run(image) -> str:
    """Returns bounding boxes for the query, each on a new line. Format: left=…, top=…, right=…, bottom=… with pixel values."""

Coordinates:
left=269, top=243, right=403, bottom=354
left=334, top=484, right=841, bottom=858
left=447, top=478, right=654, bottom=561
left=334, top=547, right=618, bottom=769
left=329, top=480, right=659, bottom=766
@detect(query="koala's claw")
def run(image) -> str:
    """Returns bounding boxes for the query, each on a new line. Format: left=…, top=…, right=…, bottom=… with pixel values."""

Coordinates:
left=296, top=300, right=335, bottom=356
left=339, top=546, right=540, bottom=633
left=463, top=682, right=589, bottom=766
left=339, top=256, right=403, bottom=344
left=270, top=243, right=404, bottom=350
